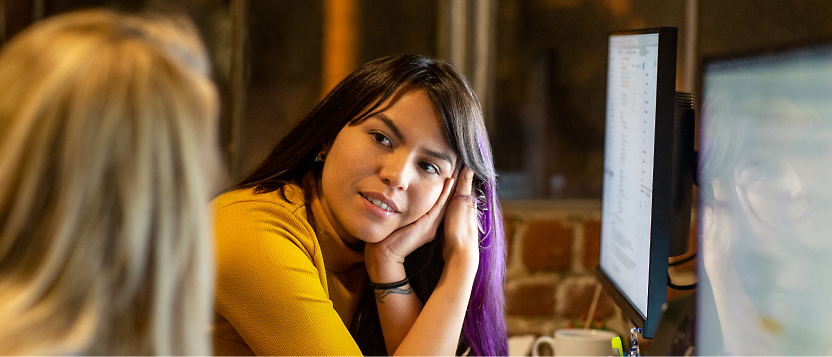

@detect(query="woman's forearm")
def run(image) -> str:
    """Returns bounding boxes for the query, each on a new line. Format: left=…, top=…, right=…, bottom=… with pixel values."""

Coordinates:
left=370, top=251, right=478, bottom=356
left=392, top=252, right=478, bottom=356
left=370, top=260, right=423, bottom=355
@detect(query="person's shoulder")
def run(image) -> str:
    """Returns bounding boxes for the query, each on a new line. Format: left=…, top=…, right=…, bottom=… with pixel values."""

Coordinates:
left=212, top=183, right=317, bottom=248
left=212, top=183, right=307, bottom=216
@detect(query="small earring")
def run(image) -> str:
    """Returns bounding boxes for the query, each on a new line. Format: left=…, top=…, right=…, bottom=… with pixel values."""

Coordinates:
left=314, top=151, right=327, bottom=163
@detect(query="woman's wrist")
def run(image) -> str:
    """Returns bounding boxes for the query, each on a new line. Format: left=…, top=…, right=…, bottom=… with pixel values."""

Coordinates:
left=367, top=261, right=407, bottom=282
left=443, top=248, right=479, bottom=280
left=443, top=237, right=479, bottom=266
left=365, top=245, right=408, bottom=283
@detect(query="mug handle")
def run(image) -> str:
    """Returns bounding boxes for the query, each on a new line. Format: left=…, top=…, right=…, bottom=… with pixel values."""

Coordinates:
left=531, top=336, right=555, bottom=356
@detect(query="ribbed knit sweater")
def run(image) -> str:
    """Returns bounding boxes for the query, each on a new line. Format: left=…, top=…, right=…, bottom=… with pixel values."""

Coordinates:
left=212, top=172, right=366, bottom=355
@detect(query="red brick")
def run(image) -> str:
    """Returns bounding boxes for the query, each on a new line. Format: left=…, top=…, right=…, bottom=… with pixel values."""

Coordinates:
left=522, top=219, right=572, bottom=271
left=504, top=217, right=516, bottom=259
left=561, top=282, right=615, bottom=319
left=506, top=324, right=549, bottom=339
left=505, top=282, right=557, bottom=317
left=582, top=220, right=601, bottom=269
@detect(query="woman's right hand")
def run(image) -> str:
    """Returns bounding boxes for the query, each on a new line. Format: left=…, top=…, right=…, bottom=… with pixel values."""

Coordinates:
left=364, top=172, right=457, bottom=281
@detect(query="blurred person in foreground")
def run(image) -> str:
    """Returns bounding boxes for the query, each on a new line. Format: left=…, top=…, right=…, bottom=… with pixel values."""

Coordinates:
left=0, top=8, right=222, bottom=355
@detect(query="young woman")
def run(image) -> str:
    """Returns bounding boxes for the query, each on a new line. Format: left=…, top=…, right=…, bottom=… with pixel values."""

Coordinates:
left=0, top=9, right=221, bottom=355
left=213, top=54, right=507, bottom=356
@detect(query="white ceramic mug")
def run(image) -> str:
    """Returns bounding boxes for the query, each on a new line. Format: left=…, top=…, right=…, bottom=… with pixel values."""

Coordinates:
left=531, top=328, right=618, bottom=356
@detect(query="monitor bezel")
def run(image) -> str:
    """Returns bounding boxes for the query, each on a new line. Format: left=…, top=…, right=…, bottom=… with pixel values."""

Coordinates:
left=697, top=37, right=832, bottom=104
left=596, top=26, right=678, bottom=339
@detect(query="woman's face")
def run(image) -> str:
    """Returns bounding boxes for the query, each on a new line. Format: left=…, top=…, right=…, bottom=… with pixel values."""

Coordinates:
left=319, top=88, right=459, bottom=246
left=732, top=103, right=832, bottom=250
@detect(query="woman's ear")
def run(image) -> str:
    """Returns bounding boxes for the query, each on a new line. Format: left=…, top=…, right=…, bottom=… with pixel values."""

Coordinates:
left=322, top=140, right=333, bottom=155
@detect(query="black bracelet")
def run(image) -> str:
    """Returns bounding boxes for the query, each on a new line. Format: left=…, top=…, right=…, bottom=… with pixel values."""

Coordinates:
left=368, top=277, right=410, bottom=290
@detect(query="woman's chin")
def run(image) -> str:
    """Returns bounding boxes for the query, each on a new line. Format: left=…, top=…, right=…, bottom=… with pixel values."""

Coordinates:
left=350, top=227, right=394, bottom=245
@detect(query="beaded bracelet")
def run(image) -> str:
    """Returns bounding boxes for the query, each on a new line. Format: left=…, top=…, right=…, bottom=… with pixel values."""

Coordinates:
left=368, top=277, right=410, bottom=290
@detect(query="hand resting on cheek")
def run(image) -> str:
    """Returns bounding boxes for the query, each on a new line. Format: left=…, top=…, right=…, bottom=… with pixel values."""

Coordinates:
left=364, top=167, right=480, bottom=282
left=365, top=168, right=458, bottom=272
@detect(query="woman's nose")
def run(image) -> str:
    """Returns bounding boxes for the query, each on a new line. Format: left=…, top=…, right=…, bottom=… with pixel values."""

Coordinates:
left=780, top=164, right=804, bottom=199
left=380, top=153, right=411, bottom=190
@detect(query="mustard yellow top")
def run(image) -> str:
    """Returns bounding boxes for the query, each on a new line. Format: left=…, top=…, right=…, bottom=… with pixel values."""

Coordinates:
left=212, top=172, right=367, bottom=356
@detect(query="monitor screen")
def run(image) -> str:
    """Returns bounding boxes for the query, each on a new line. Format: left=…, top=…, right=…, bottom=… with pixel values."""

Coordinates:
left=596, top=27, right=682, bottom=339
left=697, top=43, right=832, bottom=355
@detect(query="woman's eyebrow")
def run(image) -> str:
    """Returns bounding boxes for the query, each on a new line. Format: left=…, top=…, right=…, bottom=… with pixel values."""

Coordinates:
left=370, top=113, right=456, bottom=167
left=369, top=113, right=405, bottom=142
left=423, top=148, right=455, bottom=168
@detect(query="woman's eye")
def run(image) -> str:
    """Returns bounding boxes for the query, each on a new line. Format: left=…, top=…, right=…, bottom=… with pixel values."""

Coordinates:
left=419, top=162, right=439, bottom=175
left=371, top=132, right=392, bottom=147
left=750, top=170, right=771, bottom=183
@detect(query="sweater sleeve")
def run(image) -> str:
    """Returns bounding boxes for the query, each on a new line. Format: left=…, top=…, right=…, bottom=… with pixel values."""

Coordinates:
left=214, top=198, right=363, bottom=356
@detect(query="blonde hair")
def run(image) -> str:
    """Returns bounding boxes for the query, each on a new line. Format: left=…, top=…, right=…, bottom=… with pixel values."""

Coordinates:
left=0, top=9, right=221, bottom=355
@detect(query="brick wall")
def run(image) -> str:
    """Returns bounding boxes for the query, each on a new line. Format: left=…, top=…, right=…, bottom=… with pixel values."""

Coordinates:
left=501, top=200, right=697, bottom=350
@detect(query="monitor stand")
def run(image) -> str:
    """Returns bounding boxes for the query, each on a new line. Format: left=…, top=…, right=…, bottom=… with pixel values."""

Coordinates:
left=646, top=293, right=696, bottom=356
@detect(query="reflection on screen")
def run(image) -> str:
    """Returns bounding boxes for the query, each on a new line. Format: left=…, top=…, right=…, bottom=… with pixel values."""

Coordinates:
left=698, top=45, right=832, bottom=355
left=599, top=33, right=659, bottom=318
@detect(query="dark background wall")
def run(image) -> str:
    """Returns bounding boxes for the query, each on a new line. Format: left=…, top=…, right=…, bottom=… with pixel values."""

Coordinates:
left=699, top=0, right=832, bottom=58
left=241, top=0, right=437, bottom=173
left=4, top=0, right=832, bottom=198
left=492, top=0, right=686, bottom=199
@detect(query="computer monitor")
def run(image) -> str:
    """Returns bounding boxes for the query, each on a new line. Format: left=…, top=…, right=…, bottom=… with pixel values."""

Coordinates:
left=697, top=42, right=832, bottom=355
left=595, top=27, right=692, bottom=339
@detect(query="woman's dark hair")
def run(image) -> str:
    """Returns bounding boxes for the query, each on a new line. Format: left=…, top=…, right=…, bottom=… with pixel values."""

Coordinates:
left=238, top=53, right=507, bottom=356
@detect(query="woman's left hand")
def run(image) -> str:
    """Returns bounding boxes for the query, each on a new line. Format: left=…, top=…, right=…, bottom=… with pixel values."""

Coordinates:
left=441, top=167, right=480, bottom=263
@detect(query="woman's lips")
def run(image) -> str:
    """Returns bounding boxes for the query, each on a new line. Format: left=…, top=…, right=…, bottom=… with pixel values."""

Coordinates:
left=359, top=192, right=400, bottom=218
left=795, top=201, right=832, bottom=223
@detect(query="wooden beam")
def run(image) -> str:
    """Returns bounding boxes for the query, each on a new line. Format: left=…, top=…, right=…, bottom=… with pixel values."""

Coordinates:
left=322, top=0, right=357, bottom=96
left=228, top=0, right=247, bottom=180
